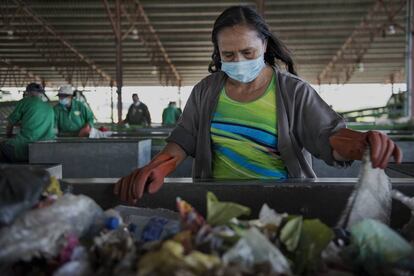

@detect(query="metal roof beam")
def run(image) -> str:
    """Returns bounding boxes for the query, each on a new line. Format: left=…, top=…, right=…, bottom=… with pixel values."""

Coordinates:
left=0, top=57, right=47, bottom=87
left=317, top=0, right=406, bottom=85
left=126, top=0, right=181, bottom=87
left=8, top=0, right=114, bottom=87
left=102, top=0, right=181, bottom=87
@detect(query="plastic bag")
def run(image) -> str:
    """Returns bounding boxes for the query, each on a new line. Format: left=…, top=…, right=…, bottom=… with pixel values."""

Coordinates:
left=0, top=167, right=50, bottom=226
left=259, top=203, right=287, bottom=227
left=392, top=190, right=414, bottom=241
left=89, top=127, right=113, bottom=139
left=115, top=205, right=180, bottom=242
left=0, top=194, right=103, bottom=263
left=176, top=197, right=205, bottom=233
left=138, top=240, right=220, bottom=276
left=280, top=216, right=303, bottom=252
left=293, top=219, right=334, bottom=274
left=207, top=192, right=250, bottom=226
left=53, top=246, right=92, bottom=276
left=342, top=219, right=413, bottom=275
left=90, top=227, right=136, bottom=275
left=222, top=227, right=292, bottom=275
left=338, top=150, right=392, bottom=228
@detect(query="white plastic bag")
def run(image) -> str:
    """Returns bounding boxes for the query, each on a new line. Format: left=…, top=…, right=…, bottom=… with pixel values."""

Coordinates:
left=0, top=194, right=103, bottom=263
left=338, top=150, right=392, bottom=228
left=222, top=227, right=292, bottom=275
left=89, top=128, right=113, bottom=139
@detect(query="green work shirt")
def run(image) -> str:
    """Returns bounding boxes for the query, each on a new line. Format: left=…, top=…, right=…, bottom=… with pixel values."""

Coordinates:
left=54, top=99, right=94, bottom=135
left=7, top=96, right=56, bottom=161
left=162, top=106, right=181, bottom=126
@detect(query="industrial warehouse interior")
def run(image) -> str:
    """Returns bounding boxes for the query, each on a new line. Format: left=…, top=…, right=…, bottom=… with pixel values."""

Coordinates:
left=1, top=0, right=414, bottom=275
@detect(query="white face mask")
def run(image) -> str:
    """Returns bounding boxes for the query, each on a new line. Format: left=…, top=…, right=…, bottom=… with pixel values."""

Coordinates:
left=59, top=97, right=71, bottom=107
left=221, top=54, right=266, bottom=83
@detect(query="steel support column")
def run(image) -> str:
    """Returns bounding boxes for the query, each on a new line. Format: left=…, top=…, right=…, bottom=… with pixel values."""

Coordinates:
left=110, top=80, right=115, bottom=124
left=407, top=0, right=414, bottom=118
left=256, top=0, right=265, bottom=17
left=115, top=0, right=123, bottom=123
left=103, top=0, right=124, bottom=123
left=103, top=0, right=181, bottom=88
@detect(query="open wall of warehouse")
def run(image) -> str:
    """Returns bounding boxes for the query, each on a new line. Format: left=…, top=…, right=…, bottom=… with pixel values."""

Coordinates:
left=0, top=82, right=407, bottom=124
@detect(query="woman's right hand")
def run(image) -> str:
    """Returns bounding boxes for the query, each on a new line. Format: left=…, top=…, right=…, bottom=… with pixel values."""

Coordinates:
left=114, top=153, right=178, bottom=204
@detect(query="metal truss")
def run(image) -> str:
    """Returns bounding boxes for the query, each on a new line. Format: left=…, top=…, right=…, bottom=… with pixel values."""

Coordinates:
left=386, top=68, right=405, bottom=84
left=103, top=0, right=182, bottom=87
left=317, top=0, right=407, bottom=85
left=1, top=0, right=114, bottom=87
left=0, top=58, right=45, bottom=87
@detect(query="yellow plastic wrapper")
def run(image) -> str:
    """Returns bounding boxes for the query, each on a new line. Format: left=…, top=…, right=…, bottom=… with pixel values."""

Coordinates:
left=138, top=240, right=221, bottom=276
left=45, top=176, right=63, bottom=196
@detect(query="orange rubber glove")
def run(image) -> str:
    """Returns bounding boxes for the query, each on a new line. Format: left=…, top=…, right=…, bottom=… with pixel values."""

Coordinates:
left=329, top=128, right=402, bottom=169
left=78, top=124, right=91, bottom=137
left=114, top=153, right=178, bottom=204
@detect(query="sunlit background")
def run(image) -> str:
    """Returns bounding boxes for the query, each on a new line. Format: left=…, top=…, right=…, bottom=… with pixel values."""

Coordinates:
left=0, top=82, right=406, bottom=124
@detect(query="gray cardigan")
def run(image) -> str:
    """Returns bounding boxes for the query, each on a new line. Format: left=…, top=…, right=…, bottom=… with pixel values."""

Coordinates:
left=167, top=68, right=347, bottom=179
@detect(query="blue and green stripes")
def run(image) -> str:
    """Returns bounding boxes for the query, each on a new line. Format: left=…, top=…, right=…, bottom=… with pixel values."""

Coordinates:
left=211, top=74, right=287, bottom=179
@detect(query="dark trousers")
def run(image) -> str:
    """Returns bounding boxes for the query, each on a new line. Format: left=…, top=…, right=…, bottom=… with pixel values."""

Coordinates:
left=0, top=142, right=16, bottom=163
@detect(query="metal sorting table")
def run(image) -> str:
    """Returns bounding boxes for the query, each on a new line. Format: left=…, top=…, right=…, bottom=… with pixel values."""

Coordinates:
left=29, top=138, right=151, bottom=178
left=110, top=127, right=173, bottom=138
left=0, top=163, right=62, bottom=179
left=63, top=177, right=414, bottom=228
left=109, top=130, right=193, bottom=178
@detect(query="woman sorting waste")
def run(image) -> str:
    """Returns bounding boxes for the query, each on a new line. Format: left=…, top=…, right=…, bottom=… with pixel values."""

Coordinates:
left=115, top=6, right=402, bottom=203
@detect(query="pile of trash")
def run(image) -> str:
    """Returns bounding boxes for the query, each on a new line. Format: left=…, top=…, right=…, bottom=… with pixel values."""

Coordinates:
left=0, top=153, right=414, bottom=276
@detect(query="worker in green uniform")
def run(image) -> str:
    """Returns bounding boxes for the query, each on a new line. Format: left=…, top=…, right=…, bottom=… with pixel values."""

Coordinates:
left=162, top=101, right=182, bottom=126
left=54, top=84, right=94, bottom=137
left=0, top=83, right=55, bottom=162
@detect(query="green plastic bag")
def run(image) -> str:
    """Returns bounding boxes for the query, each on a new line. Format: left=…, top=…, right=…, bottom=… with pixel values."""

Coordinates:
left=343, top=219, right=413, bottom=275
left=206, top=192, right=250, bottom=226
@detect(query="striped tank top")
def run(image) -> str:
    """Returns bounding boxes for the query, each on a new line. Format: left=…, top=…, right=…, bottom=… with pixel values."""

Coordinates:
left=211, top=74, right=287, bottom=179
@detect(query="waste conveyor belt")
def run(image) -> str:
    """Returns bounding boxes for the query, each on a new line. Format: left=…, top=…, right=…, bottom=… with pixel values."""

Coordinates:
left=62, top=177, right=414, bottom=228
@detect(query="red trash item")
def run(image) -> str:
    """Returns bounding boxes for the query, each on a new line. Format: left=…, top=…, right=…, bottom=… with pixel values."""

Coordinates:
left=98, top=126, right=109, bottom=132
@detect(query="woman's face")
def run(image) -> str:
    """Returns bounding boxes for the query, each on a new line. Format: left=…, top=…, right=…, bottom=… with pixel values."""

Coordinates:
left=217, top=24, right=266, bottom=62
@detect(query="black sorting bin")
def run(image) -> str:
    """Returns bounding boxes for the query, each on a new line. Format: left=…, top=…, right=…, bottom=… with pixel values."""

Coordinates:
left=63, top=178, right=414, bottom=229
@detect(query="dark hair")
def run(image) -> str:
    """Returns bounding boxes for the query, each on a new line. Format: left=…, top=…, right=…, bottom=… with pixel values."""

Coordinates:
left=208, top=6, right=296, bottom=75
left=132, top=93, right=138, bottom=97
left=25, top=82, right=44, bottom=93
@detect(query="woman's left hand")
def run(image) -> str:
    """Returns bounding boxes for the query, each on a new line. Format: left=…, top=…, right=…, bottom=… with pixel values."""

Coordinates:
left=329, top=128, right=402, bottom=169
